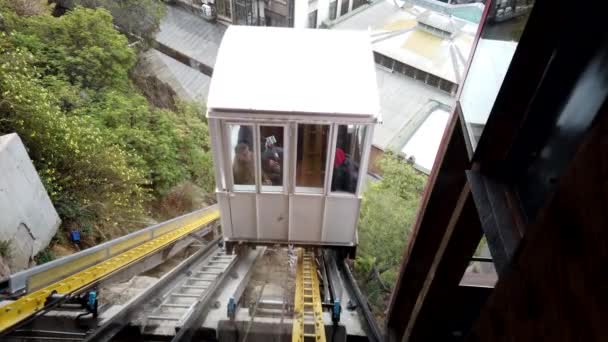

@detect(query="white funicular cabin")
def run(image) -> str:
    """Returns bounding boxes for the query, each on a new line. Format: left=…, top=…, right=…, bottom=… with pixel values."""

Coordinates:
left=207, top=26, right=380, bottom=252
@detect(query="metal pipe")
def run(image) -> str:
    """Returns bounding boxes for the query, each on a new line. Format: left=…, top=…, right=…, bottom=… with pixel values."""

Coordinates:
left=340, top=258, right=383, bottom=342
left=320, top=253, right=331, bottom=303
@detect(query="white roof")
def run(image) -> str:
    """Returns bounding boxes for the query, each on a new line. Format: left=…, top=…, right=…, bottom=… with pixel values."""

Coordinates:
left=333, top=0, right=478, bottom=84
left=401, top=108, right=450, bottom=174
left=207, top=26, right=380, bottom=120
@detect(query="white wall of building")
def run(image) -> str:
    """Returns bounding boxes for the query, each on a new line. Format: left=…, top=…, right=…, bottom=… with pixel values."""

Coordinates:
left=0, top=133, right=61, bottom=272
left=294, top=0, right=310, bottom=27
left=296, top=0, right=364, bottom=28
left=317, top=0, right=330, bottom=27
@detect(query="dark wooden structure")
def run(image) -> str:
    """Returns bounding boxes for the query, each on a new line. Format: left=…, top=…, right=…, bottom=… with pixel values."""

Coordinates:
left=385, top=0, right=608, bottom=341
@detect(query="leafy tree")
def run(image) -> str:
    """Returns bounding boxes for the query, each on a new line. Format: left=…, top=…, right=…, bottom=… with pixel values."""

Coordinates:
left=0, top=38, right=149, bottom=228
left=355, top=153, right=427, bottom=320
left=0, top=4, right=215, bottom=246
left=53, top=0, right=165, bottom=44
left=11, top=6, right=136, bottom=90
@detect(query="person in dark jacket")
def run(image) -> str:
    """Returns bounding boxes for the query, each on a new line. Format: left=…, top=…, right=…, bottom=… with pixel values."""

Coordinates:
left=332, top=148, right=358, bottom=193
left=261, top=139, right=283, bottom=186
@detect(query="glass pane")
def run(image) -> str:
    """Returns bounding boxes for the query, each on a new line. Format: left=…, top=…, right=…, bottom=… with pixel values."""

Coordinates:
left=340, top=0, right=349, bottom=17
left=229, top=124, right=255, bottom=192
left=332, top=125, right=366, bottom=194
left=259, top=126, right=284, bottom=192
left=296, top=124, right=329, bottom=191
left=460, top=1, right=535, bottom=151
left=329, top=1, right=337, bottom=21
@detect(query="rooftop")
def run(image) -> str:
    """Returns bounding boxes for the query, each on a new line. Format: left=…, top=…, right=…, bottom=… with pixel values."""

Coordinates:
left=332, top=0, right=478, bottom=84
left=208, top=26, right=380, bottom=120
left=373, top=66, right=452, bottom=150
left=400, top=108, right=450, bottom=173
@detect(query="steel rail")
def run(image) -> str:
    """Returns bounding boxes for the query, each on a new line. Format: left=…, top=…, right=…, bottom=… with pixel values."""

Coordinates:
left=3, top=205, right=218, bottom=296
left=170, top=248, right=238, bottom=342
left=0, top=209, right=220, bottom=333
left=84, top=236, right=222, bottom=342
left=340, top=258, right=383, bottom=342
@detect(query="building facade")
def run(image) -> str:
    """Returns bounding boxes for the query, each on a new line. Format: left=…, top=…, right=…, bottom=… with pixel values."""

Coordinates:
left=295, top=0, right=371, bottom=28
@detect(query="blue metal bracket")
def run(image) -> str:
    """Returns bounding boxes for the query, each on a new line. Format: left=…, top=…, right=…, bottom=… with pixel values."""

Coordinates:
left=332, top=299, right=341, bottom=324
left=227, top=297, right=237, bottom=320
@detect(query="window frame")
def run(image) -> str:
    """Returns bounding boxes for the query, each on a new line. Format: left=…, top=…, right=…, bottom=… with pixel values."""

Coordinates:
left=293, top=123, right=333, bottom=195
left=224, top=121, right=260, bottom=193
left=327, top=123, right=371, bottom=197
left=258, top=124, right=289, bottom=194
left=327, top=123, right=370, bottom=198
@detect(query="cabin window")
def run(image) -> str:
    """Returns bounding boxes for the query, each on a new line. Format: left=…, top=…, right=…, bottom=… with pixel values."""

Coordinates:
left=296, top=124, right=329, bottom=193
left=229, top=124, right=256, bottom=192
left=259, top=125, right=285, bottom=192
left=331, top=125, right=365, bottom=194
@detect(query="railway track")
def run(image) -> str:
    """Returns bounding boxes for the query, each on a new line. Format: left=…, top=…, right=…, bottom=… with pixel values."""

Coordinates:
left=0, top=208, right=382, bottom=342
left=0, top=206, right=222, bottom=340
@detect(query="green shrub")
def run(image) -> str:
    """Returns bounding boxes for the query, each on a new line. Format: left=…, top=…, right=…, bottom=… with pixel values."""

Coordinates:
left=34, top=248, right=55, bottom=265
left=0, top=240, right=11, bottom=258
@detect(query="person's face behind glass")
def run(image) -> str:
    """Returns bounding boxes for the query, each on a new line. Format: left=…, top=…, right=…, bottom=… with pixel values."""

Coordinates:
left=237, top=146, right=252, bottom=163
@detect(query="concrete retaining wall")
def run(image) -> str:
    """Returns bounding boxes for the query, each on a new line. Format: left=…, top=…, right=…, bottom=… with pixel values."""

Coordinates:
left=0, top=133, right=61, bottom=272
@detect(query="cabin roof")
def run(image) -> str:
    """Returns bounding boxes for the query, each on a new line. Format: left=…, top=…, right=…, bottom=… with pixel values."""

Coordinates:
left=207, top=26, right=380, bottom=121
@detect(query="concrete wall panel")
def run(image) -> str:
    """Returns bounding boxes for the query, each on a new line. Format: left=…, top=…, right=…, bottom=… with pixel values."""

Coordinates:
left=0, top=134, right=60, bottom=271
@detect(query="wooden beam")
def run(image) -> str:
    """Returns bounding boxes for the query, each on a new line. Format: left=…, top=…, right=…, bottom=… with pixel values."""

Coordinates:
left=386, top=107, right=471, bottom=341
left=401, top=184, right=483, bottom=342
left=466, top=110, right=608, bottom=342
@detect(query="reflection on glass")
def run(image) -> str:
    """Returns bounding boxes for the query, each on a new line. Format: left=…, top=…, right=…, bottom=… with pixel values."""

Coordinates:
left=460, top=0, right=535, bottom=151
left=230, top=124, right=255, bottom=191
left=296, top=124, right=329, bottom=192
left=259, top=126, right=284, bottom=192
left=332, top=125, right=365, bottom=194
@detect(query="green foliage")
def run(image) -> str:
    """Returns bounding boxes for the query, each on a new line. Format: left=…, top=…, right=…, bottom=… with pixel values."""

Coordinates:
left=355, top=153, right=427, bottom=320
left=0, top=37, right=148, bottom=221
left=34, top=248, right=56, bottom=264
left=375, top=152, right=427, bottom=202
left=0, top=240, right=11, bottom=258
left=0, top=5, right=215, bottom=242
left=12, top=6, right=136, bottom=90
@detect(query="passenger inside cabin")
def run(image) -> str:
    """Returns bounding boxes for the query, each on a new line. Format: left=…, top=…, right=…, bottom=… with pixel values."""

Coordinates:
left=332, top=147, right=358, bottom=193
left=238, top=125, right=253, bottom=150
left=331, top=125, right=363, bottom=193
left=261, top=140, right=283, bottom=186
left=233, top=143, right=255, bottom=185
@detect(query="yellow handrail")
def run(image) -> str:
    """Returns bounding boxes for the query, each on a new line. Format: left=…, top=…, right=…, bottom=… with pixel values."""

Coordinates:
left=0, top=209, right=220, bottom=332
